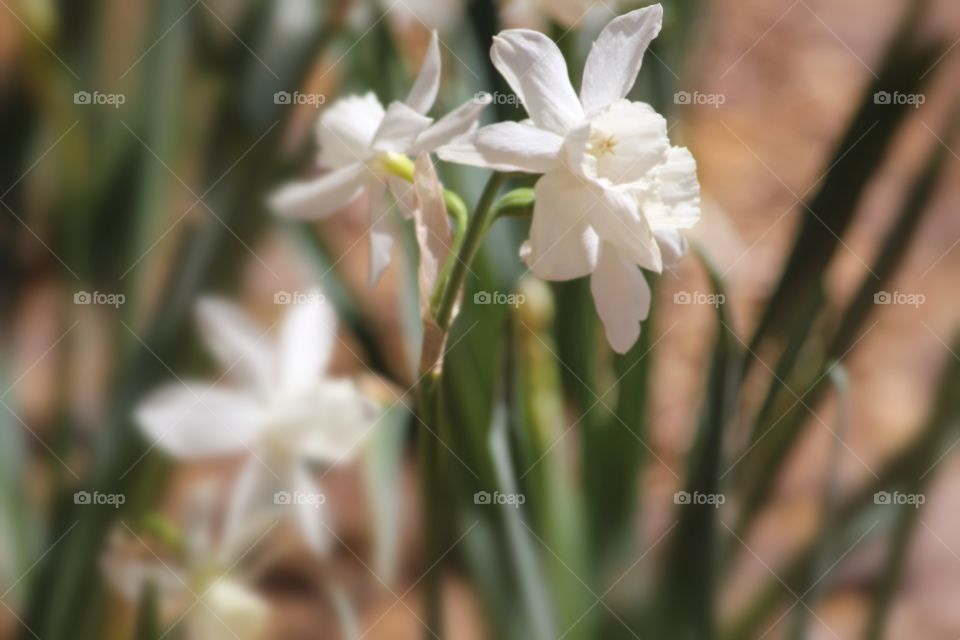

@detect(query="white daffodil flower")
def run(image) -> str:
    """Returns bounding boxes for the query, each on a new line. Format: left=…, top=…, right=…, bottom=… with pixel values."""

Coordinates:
left=101, top=484, right=271, bottom=640
left=270, top=31, right=489, bottom=286
left=134, top=291, right=380, bottom=555
left=439, top=4, right=701, bottom=353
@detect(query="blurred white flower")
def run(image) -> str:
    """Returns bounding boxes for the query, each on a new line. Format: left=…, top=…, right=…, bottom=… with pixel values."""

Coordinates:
left=270, top=31, right=489, bottom=286
left=101, top=484, right=270, bottom=640
left=500, top=0, right=618, bottom=30
left=134, top=291, right=380, bottom=554
left=439, top=4, right=700, bottom=353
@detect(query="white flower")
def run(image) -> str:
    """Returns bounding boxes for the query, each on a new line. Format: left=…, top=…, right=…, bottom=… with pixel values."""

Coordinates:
left=439, top=4, right=700, bottom=353
left=134, top=291, right=380, bottom=554
left=269, top=31, right=489, bottom=286
left=101, top=484, right=271, bottom=640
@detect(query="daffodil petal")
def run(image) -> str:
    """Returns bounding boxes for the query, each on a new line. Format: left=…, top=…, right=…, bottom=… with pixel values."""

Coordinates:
left=292, top=380, right=381, bottom=465
left=405, top=30, right=441, bottom=115
left=279, top=290, right=337, bottom=394
left=316, top=92, right=384, bottom=168
left=580, top=4, right=663, bottom=115
left=654, top=228, right=688, bottom=265
left=268, top=163, right=367, bottom=219
left=372, top=101, right=434, bottom=153
left=525, top=170, right=600, bottom=280
left=583, top=184, right=662, bottom=273
left=368, top=185, right=397, bottom=286
left=413, top=153, right=453, bottom=313
left=437, top=122, right=563, bottom=173
left=646, top=145, right=701, bottom=229
left=187, top=579, right=270, bottom=640
left=134, top=384, right=261, bottom=459
left=220, top=458, right=278, bottom=561
left=491, top=29, right=584, bottom=134
left=590, top=243, right=652, bottom=354
left=410, top=95, right=490, bottom=154
left=195, top=297, right=274, bottom=390
left=291, top=464, right=332, bottom=555
left=475, top=121, right=563, bottom=172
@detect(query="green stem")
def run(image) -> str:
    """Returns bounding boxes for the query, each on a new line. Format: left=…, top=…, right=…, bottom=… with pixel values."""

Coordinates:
left=435, top=173, right=508, bottom=330
left=415, top=172, right=506, bottom=640
left=418, top=373, right=443, bottom=638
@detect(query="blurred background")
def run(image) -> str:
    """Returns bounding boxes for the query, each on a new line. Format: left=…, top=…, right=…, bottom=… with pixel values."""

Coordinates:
left=1, top=0, right=959, bottom=638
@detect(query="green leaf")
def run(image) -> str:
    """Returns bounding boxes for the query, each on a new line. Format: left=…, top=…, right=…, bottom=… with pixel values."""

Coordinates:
left=655, top=248, right=739, bottom=640
left=488, top=400, right=557, bottom=640
left=132, top=580, right=161, bottom=640
left=726, top=337, right=960, bottom=640
left=732, top=111, right=956, bottom=541
left=746, top=0, right=941, bottom=366
left=364, top=403, right=410, bottom=585
left=787, top=365, right=849, bottom=640
left=581, top=278, right=657, bottom=562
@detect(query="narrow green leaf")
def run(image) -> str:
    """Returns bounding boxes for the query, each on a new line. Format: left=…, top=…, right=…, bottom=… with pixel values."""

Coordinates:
left=726, top=337, right=960, bottom=640
left=746, top=0, right=940, bottom=366
left=655, top=248, right=739, bottom=640
left=788, top=365, right=849, bottom=640
left=733, top=112, right=955, bottom=541
left=132, top=580, right=161, bottom=640
left=364, top=403, right=410, bottom=585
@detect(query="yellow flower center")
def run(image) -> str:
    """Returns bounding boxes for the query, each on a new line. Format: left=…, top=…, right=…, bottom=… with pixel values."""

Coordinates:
left=588, top=132, right=617, bottom=158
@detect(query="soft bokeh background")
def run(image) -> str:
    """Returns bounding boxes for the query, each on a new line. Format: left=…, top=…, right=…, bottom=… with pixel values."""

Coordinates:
left=1, top=0, right=958, bottom=638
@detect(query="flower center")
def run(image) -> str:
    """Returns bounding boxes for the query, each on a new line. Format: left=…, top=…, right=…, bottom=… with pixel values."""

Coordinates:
left=588, top=131, right=618, bottom=158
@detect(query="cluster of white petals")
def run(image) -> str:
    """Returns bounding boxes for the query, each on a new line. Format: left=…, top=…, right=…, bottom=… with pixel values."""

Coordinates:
left=102, top=484, right=271, bottom=640
left=134, top=291, right=380, bottom=556
left=269, top=31, right=488, bottom=285
left=440, top=4, right=700, bottom=352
